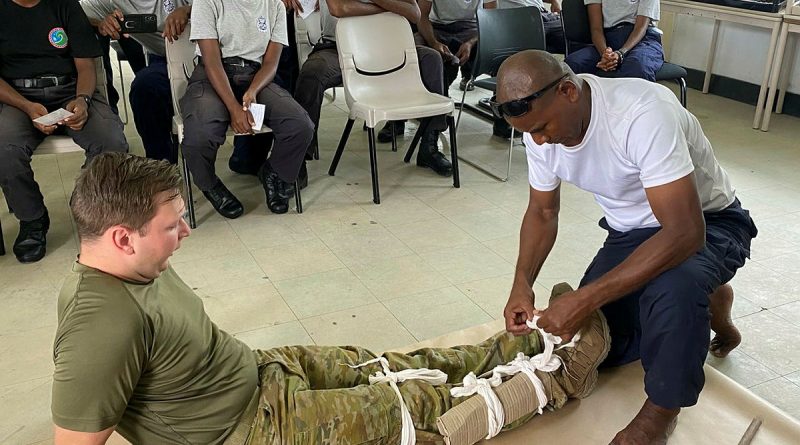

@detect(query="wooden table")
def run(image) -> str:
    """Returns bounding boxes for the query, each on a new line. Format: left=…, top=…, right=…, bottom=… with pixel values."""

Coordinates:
left=660, top=0, right=785, bottom=129
left=760, top=13, right=800, bottom=130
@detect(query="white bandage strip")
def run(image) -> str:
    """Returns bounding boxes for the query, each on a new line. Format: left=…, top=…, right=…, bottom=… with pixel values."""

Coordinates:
left=450, top=315, right=582, bottom=439
left=449, top=372, right=505, bottom=439
left=350, top=357, right=448, bottom=445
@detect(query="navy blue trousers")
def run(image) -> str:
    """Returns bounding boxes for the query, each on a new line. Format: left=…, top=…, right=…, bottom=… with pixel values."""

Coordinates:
left=580, top=199, right=757, bottom=408
left=129, top=55, right=177, bottom=163
left=565, top=24, right=664, bottom=81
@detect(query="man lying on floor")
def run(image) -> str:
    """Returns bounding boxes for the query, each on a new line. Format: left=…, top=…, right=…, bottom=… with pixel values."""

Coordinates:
left=51, top=152, right=610, bottom=445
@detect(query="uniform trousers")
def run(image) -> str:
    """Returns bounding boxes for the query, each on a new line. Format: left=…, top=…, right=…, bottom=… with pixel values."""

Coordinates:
left=0, top=82, right=128, bottom=221
left=581, top=198, right=757, bottom=408
left=180, top=62, right=313, bottom=189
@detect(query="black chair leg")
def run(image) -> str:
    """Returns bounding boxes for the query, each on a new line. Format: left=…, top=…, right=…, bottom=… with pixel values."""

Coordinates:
left=447, top=115, right=460, bottom=189
left=313, top=129, right=320, bottom=160
left=367, top=127, right=380, bottom=204
left=391, top=122, right=397, bottom=152
left=176, top=136, right=197, bottom=229
left=404, top=118, right=431, bottom=163
left=329, top=118, right=355, bottom=176
left=676, top=77, right=687, bottom=108
left=295, top=181, right=303, bottom=214
left=0, top=216, right=5, bottom=256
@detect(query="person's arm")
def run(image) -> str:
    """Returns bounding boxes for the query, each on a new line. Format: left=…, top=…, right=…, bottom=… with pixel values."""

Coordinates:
left=372, top=0, right=421, bottom=23
left=0, top=78, right=57, bottom=134
left=484, top=1, right=497, bottom=10
left=54, top=426, right=114, bottom=445
left=587, top=3, right=607, bottom=56
left=326, top=0, right=384, bottom=17
left=544, top=0, right=562, bottom=14
left=535, top=174, right=705, bottom=339
left=196, top=39, right=254, bottom=134
left=616, top=14, right=649, bottom=58
left=504, top=185, right=560, bottom=335
left=242, top=41, right=283, bottom=109
left=59, top=57, right=95, bottom=130
left=416, top=0, right=451, bottom=56
left=163, top=5, right=192, bottom=42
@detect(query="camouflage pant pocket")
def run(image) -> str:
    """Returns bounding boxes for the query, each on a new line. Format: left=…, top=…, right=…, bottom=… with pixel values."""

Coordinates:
left=292, top=384, right=396, bottom=444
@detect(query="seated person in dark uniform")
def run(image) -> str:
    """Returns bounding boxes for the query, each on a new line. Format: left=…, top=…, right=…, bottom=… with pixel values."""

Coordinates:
left=564, top=0, right=664, bottom=81
left=295, top=0, right=454, bottom=177
left=180, top=0, right=314, bottom=216
left=0, top=0, right=128, bottom=264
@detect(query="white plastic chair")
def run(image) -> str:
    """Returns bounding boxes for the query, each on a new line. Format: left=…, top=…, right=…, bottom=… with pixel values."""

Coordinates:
left=327, top=12, right=460, bottom=205
left=164, top=28, right=302, bottom=228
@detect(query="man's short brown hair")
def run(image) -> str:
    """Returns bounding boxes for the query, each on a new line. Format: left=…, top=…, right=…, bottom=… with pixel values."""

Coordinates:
left=70, top=153, right=185, bottom=241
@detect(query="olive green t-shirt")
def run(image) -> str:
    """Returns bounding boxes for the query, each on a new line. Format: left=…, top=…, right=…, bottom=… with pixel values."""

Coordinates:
left=51, top=263, right=258, bottom=445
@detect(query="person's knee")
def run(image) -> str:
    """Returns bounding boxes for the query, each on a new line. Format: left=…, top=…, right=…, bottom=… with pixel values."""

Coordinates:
left=130, top=69, right=169, bottom=105
left=643, top=265, right=712, bottom=328
left=565, top=48, right=598, bottom=74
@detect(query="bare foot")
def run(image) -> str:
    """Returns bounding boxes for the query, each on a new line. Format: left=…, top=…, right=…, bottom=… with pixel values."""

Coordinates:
left=708, top=284, right=741, bottom=358
left=610, top=399, right=679, bottom=445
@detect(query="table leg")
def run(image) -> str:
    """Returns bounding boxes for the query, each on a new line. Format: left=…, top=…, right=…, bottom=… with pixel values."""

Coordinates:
left=776, top=31, right=797, bottom=115
left=760, top=22, right=788, bottom=132
left=704, top=20, right=721, bottom=94
left=753, top=21, right=782, bottom=129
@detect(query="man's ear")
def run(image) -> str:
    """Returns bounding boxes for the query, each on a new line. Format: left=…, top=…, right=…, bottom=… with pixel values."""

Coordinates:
left=109, top=226, right=136, bottom=255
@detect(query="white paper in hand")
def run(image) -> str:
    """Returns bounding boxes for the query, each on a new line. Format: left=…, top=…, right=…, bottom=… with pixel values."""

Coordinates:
left=299, top=0, right=316, bottom=19
left=249, top=103, right=266, bottom=131
left=33, top=108, right=74, bottom=126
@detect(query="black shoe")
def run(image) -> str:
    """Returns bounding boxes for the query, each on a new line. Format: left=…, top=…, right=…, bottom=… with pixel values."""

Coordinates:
left=258, top=162, right=293, bottom=214
left=478, top=97, right=492, bottom=112
left=493, top=119, right=512, bottom=139
left=202, top=180, right=244, bottom=219
left=298, top=161, right=308, bottom=190
left=459, top=78, right=474, bottom=91
left=13, top=211, right=49, bottom=263
left=377, top=121, right=405, bottom=143
left=416, top=131, right=453, bottom=177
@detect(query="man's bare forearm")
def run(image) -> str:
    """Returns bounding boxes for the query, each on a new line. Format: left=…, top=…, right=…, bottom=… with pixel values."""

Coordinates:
left=73, top=58, right=97, bottom=99
left=581, top=226, right=704, bottom=310
left=587, top=4, right=607, bottom=54
left=197, top=40, right=239, bottom=112
left=326, top=0, right=384, bottom=17
left=619, top=15, right=650, bottom=53
left=248, top=42, right=283, bottom=95
left=514, top=208, right=558, bottom=290
left=0, top=78, right=33, bottom=113
left=372, top=0, right=420, bottom=23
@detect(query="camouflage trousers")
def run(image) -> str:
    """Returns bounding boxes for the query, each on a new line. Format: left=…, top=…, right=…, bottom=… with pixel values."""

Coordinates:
left=231, top=329, right=570, bottom=445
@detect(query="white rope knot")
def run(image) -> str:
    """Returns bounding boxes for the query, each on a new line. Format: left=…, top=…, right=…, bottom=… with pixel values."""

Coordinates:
left=349, top=356, right=448, bottom=445
left=451, top=315, right=585, bottom=435
left=450, top=372, right=505, bottom=439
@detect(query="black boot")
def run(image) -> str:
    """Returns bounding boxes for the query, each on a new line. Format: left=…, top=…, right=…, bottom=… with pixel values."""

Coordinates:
left=202, top=180, right=244, bottom=219
left=377, top=121, right=405, bottom=143
left=13, top=210, right=50, bottom=263
left=416, top=131, right=453, bottom=177
left=258, top=161, right=294, bottom=214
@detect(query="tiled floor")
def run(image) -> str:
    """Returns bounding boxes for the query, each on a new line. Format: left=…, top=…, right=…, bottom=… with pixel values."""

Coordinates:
left=1, top=73, right=800, bottom=444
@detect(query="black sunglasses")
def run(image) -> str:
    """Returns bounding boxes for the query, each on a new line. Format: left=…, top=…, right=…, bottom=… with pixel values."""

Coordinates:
left=489, top=73, right=569, bottom=119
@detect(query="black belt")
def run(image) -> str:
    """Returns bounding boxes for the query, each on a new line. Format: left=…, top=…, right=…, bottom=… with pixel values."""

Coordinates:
left=11, top=75, right=75, bottom=88
left=220, top=56, right=261, bottom=68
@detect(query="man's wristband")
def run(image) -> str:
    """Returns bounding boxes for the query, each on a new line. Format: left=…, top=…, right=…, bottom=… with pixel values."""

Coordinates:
left=616, top=48, right=628, bottom=64
left=76, top=94, right=92, bottom=107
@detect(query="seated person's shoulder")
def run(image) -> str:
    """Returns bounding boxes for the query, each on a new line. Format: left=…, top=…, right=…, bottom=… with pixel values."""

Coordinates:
left=57, top=264, right=148, bottom=335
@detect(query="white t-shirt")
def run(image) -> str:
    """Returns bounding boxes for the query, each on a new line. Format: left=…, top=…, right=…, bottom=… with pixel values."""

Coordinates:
left=427, top=0, right=492, bottom=25
left=585, top=0, right=659, bottom=29
left=525, top=74, right=735, bottom=233
left=190, top=0, right=288, bottom=63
